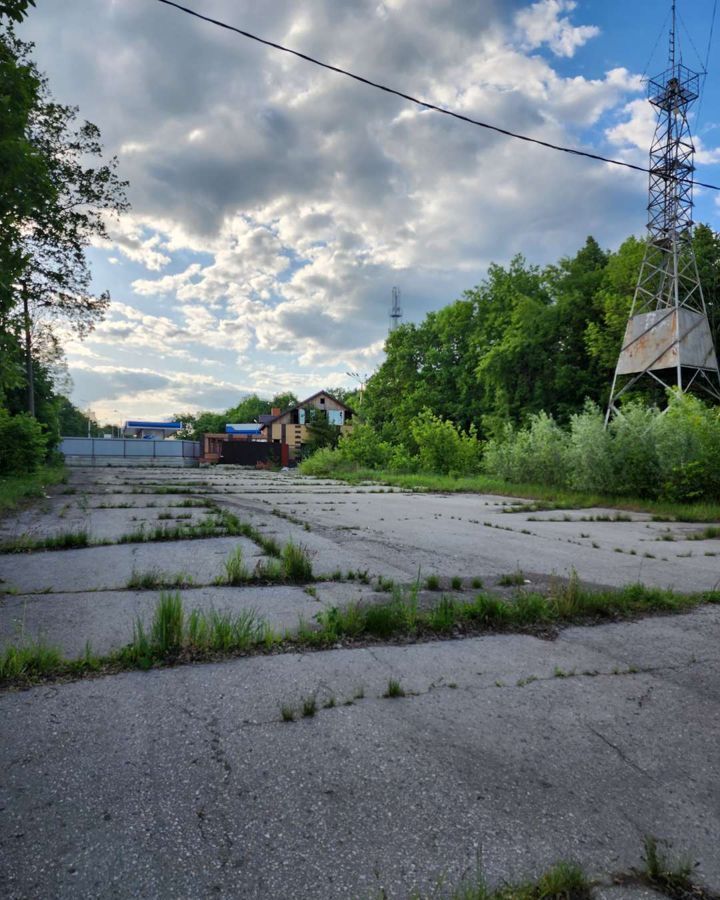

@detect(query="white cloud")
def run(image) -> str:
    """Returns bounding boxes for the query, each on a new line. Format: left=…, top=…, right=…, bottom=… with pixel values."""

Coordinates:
left=95, top=215, right=171, bottom=271
left=516, top=0, right=599, bottom=58
left=22, top=0, right=676, bottom=417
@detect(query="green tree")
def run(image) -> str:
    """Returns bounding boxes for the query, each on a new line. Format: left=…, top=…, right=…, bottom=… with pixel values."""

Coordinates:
left=304, top=407, right=341, bottom=455
left=12, top=42, right=128, bottom=414
left=270, top=391, right=298, bottom=411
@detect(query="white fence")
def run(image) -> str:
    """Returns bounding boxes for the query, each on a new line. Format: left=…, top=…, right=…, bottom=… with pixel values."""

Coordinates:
left=60, top=438, right=201, bottom=459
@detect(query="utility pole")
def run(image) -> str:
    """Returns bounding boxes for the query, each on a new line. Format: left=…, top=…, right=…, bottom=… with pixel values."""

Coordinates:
left=22, top=283, right=35, bottom=417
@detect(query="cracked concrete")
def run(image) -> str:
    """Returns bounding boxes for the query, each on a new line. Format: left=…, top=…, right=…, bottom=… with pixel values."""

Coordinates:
left=1, top=466, right=719, bottom=899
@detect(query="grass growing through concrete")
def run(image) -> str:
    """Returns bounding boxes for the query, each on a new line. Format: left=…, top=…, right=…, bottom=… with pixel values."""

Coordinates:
left=118, top=593, right=270, bottom=670
left=219, top=541, right=314, bottom=586
left=0, top=465, right=67, bottom=515
left=309, top=575, right=720, bottom=645
left=637, top=836, right=701, bottom=899
left=384, top=678, right=405, bottom=698
left=0, top=529, right=91, bottom=553
left=497, top=570, right=525, bottom=587
left=2, top=578, right=720, bottom=689
left=126, top=568, right=195, bottom=590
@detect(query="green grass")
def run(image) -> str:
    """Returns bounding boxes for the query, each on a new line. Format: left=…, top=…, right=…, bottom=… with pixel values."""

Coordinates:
left=0, top=529, right=91, bottom=553
left=299, top=463, right=720, bottom=522
left=426, top=574, right=440, bottom=590
left=118, top=593, right=268, bottom=669
left=446, top=860, right=590, bottom=900
left=688, top=525, right=720, bottom=541
left=281, top=541, right=313, bottom=583
left=498, top=570, right=525, bottom=587
left=450, top=576, right=463, bottom=590
left=280, top=704, right=295, bottom=722
left=223, top=547, right=251, bottom=585
left=309, top=576, right=720, bottom=646
left=126, top=568, right=194, bottom=590
left=0, top=464, right=67, bottom=516
left=3, top=580, right=719, bottom=689
left=384, top=678, right=405, bottom=698
left=219, top=540, right=314, bottom=586
left=150, top=591, right=184, bottom=654
left=639, top=836, right=697, bottom=899
left=301, top=695, right=317, bottom=717
left=0, top=639, right=64, bottom=680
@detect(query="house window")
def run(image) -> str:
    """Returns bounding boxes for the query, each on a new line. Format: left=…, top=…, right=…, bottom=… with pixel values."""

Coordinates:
left=319, top=397, right=325, bottom=405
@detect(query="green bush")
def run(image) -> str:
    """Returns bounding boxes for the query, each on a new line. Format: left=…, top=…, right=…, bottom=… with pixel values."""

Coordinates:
left=336, top=422, right=393, bottom=469
left=0, top=409, right=48, bottom=474
left=566, top=401, right=614, bottom=492
left=410, top=409, right=480, bottom=475
left=299, top=446, right=338, bottom=476
left=607, top=401, right=660, bottom=497
left=484, top=411, right=567, bottom=485
left=483, top=391, right=720, bottom=502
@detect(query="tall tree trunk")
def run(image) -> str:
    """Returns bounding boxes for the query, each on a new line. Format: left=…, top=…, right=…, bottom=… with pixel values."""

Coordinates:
left=22, top=286, right=35, bottom=417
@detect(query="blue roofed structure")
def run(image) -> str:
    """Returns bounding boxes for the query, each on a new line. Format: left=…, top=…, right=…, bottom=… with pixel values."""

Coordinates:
left=123, top=420, right=183, bottom=439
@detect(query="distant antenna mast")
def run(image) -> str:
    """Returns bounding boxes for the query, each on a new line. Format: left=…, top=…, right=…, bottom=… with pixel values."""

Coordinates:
left=390, top=286, right=402, bottom=332
left=606, top=0, right=720, bottom=421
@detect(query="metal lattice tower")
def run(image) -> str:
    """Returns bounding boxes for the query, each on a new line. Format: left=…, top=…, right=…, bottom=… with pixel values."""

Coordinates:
left=390, top=286, right=402, bottom=331
left=606, top=2, right=720, bottom=421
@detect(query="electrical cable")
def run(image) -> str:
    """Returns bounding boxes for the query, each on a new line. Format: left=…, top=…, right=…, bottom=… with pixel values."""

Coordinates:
left=155, top=0, right=720, bottom=192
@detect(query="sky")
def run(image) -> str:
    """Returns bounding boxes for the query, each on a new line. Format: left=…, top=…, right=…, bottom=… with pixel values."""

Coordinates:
left=20, top=0, right=720, bottom=425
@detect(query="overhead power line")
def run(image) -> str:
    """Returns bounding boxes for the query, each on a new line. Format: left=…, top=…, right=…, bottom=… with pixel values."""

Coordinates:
left=155, top=0, right=720, bottom=192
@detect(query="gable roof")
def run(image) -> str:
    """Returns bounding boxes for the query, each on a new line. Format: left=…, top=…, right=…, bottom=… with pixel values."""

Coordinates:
left=262, top=390, right=355, bottom=427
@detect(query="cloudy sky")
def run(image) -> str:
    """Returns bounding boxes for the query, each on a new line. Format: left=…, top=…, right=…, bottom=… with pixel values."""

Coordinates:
left=21, top=0, right=720, bottom=423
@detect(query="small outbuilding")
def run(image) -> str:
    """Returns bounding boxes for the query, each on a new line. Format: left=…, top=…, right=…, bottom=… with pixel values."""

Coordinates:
left=123, top=420, right=183, bottom=440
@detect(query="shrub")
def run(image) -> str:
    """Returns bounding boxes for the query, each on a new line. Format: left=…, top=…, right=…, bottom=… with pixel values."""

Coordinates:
left=336, top=423, right=393, bottom=469
left=410, top=409, right=480, bottom=475
left=484, top=412, right=567, bottom=485
left=482, top=390, right=720, bottom=502
left=607, top=401, right=660, bottom=497
left=566, top=401, right=614, bottom=493
left=0, top=409, right=48, bottom=474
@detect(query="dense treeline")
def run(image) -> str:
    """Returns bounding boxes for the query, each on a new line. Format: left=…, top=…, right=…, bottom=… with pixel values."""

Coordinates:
left=303, top=230, right=720, bottom=502
left=1, top=0, right=124, bottom=473
left=361, top=231, right=720, bottom=442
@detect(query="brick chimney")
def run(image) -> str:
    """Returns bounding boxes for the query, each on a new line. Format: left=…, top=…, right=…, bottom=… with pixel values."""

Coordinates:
left=271, top=407, right=281, bottom=416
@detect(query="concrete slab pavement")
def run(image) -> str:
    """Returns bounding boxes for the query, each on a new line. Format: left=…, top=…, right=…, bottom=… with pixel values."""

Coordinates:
left=1, top=609, right=718, bottom=899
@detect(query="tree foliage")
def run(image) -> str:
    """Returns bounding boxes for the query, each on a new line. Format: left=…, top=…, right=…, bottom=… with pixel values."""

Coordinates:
left=363, top=232, right=720, bottom=440
left=177, top=393, right=300, bottom=440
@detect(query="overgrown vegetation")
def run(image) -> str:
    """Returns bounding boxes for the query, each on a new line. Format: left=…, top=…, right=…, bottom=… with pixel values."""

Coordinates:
left=484, top=392, right=720, bottom=502
left=2, top=578, right=719, bottom=688
left=310, top=576, right=720, bottom=646
left=0, top=527, right=90, bottom=552
left=0, top=463, right=66, bottom=514
left=303, top=391, right=720, bottom=507
left=219, top=541, right=314, bottom=586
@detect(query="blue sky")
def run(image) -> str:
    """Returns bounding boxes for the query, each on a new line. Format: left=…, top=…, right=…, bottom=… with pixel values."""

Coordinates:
left=21, top=0, right=720, bottom=424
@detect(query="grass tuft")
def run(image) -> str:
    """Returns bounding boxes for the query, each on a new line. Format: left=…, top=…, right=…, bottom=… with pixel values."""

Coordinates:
left=301, top=695, right=317, bottom=717
left=498, top=569, right=525, bottom=587
left=150, top=591, right=184, bottom=655
left=640, top=836, right=696, bottom=898
left=281, top=541, right=313, bottom=583
left=0, top=529, right=90, bottom=553
left=224, top=547, right=250, bottom=585
left=384, top=678, right=405, bottom=698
